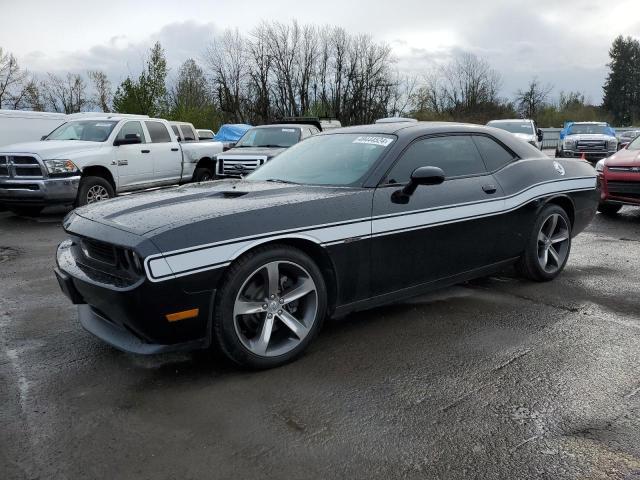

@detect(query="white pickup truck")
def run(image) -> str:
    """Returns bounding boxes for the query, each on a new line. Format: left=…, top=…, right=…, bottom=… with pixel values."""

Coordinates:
left=0, top=115, right=223, bottom=215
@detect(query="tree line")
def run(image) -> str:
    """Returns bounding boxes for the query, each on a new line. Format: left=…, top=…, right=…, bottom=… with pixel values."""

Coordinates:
left=0, top=23, right=637, bottom=128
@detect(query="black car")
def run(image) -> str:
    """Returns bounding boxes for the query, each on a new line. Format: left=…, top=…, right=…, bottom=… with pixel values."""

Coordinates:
left=55, top=122, right=599, bottom=368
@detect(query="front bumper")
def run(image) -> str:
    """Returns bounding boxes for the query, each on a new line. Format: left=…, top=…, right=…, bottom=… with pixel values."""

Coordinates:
left=0, top=176, right=80, bottom=206
left=55, top=238, right=216, bottom=354
left=598, top=173, right=640, bottom=206
left=562, top=150, right=616, bottom=161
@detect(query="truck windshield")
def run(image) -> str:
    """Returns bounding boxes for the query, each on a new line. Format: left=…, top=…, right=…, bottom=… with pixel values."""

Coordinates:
left=567, top=124, right=606, bottom=135
left=628, top=136, right=640, bottom=151
left=487, top=121, right=534, bottom=134
left=235, top=127, right=301, bottom=148
left=46, top=120, right=118, bottom=142
left=247, top=133, right=395, bottom=186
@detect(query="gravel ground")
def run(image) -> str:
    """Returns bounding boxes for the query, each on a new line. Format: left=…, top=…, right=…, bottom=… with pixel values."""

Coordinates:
left=1, top=205, right=639, bottom=480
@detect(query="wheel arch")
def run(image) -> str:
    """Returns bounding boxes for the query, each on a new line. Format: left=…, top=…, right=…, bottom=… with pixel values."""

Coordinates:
left=541, top=194, right=575, bottom=227
left=225, top=235, right=339, bottom=316
left=81, top=165, right=116, bottom=192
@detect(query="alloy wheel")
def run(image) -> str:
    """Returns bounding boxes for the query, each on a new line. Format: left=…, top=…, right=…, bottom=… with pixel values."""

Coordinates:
left=86, top=185, right=110, bottom=204
left=233, top=260, right=318, bottom=357
left=537, top=213, right=570, bottom=273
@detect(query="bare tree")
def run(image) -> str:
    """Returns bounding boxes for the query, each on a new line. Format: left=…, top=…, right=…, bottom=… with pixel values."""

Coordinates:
left=88, top=70, right=112, bottom=112
left=0, top=47, right=29, bottom=108
left=41, top=73, right=88, bottom=113
left=515, top=77, right=553, bottom=120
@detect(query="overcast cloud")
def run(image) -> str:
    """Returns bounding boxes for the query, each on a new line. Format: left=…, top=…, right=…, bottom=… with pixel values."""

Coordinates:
left=1, top=0, right=639, bottom=102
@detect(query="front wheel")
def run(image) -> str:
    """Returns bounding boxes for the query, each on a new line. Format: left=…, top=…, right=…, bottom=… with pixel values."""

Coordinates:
left=193, top=167, right=215, bottom=182
left=76, top=176, right=114, bottom=207
left=597, top=203, right=622, bottom=216
left=213, top=245, right=327, bottom=369
left=517, top=204, right=572, bottom=282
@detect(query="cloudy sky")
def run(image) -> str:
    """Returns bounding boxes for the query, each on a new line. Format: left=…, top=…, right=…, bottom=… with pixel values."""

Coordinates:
left=1, top=0, right=639, bottom=103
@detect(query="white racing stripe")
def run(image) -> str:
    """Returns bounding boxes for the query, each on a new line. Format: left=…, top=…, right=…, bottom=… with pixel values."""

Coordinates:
left=144, top=177, right=596, bottom=282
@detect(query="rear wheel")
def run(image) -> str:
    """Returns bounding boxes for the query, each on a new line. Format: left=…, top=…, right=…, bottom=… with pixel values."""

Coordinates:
left=517, top=204, right=572, bottom=282
left=9, top=206, right=43, bottom=217
left=597, top=203, right=622, bottom=216
left=213, top=245, right=327, bottom=369
left=76, top=176, right=114, bottom=207
left=193, top=167, right=215, bottom=182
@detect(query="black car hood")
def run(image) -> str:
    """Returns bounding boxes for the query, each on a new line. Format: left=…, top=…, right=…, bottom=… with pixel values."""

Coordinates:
left=218, top=146, right=287, bottom=158
left=73, top=180, right=359, bottom=237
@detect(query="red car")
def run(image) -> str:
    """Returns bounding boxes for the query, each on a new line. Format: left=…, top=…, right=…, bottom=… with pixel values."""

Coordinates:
left=596, top=135, right=640, bottom=215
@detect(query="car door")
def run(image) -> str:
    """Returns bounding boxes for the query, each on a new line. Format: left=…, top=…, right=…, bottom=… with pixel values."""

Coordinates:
left=113, top=120, right=153, bottom=190
left=370, top=134, right=506, bottom=296
left=144, top=120, right=182, bottom=183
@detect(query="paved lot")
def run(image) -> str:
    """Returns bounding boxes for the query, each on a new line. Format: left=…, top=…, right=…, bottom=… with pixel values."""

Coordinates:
left=1, top=205, right=639, bottom=480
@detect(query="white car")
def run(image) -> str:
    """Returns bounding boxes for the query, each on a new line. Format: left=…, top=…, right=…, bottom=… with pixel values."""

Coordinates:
left=0, top=115, right=223, bottom=215
left=555, top=122, right=617, bottom=163
left=486, top=119, right=543, bottom=149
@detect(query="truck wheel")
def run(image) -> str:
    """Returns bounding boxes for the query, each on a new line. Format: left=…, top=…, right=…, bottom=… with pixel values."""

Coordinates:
left=193, top=167, right=215, bottom=182
left=76, top=176, right=114, bottom=206
left=9, top=206, right=43, bottom=217
left=597, top=203, right=622, bottom=216
left=517, top=204, right=572, bottom=282
left=213, top=244, right=327, bottom=369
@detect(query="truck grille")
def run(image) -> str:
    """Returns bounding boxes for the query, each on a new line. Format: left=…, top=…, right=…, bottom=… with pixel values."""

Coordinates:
left=607, top=180, right=640, bottom=199
left=218, top=157, right=267, bottom=177
left=0, top=155, right=44, bottom=178
left=576, top=140, right=607, bottom=152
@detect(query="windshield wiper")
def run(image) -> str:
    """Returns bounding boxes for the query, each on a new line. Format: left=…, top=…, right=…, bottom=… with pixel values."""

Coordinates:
left=265, top=178, right=299, bottom=185
left=257, top=144, right=289, bottom=148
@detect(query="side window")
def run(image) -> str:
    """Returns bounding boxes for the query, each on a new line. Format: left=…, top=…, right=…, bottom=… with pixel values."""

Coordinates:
left=386, top=135, right=486, bottom=183
left=116, top=121, right=146, bottom=143
left=180, top=125, right=195, bottom=141
left=171, top=125, right=181, bottom=140
left=145, top=121, right=172, bottom=143
left=472, top=135, right=517, bottom=172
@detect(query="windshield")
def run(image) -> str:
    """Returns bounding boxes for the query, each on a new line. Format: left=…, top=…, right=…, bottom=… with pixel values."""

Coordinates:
left=628, top=135, right=640, bottom=151
left=247, top=133, right=395, bottom=186
left=487, top=121, right=534, bottom=134
left=236, top=127, right=301, bottom=148
left=46, top=120, right=118, bottom=142
left=567, top=124, right=606, bottom=135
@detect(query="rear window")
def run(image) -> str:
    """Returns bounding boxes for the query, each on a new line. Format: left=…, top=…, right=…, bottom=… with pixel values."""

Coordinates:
left=145, top=121, right=172, bottom=143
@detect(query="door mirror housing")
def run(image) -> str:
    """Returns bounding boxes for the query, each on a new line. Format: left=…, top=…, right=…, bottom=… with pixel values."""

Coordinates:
left=114, top=134, right=142, bottom=146
left=392, top=166, right=445, bottom=204
left=537, top=129, right=544, bottom=142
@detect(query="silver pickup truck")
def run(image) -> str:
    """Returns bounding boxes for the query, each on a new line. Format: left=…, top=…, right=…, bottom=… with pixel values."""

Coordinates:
left=0, top=115, right=223, bottom=215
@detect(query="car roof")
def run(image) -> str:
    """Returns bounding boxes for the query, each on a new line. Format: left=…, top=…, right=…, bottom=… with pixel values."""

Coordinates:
left=322, top=121, right=498, bottom=137
left=487, top=119, right=532, bottom=123
left=253, top=124, right=309, bottom=130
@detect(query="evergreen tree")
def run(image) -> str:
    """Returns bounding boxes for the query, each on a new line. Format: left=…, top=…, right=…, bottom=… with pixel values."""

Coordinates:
left=168, top=59, right=220, bottom=129
left=603, top=35, right=640, bottom=126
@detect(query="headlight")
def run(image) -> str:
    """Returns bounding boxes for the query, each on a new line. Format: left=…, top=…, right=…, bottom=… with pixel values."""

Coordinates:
left=595, top=159, right=605, bottom=172
left=563, top=139, right=575, bottom=149
left=44, top=159, right=80, bottom=177
left=607, top=139, right=617, bottom=150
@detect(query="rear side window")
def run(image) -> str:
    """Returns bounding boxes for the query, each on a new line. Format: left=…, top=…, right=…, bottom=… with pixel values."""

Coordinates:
left=145, top=121, right=172, bottom=143
left=116, top=121, right=146, bottom=143
left=386, top=135, right=486, bottom=183
left=472, top=135, right=517, bottom=172
left=179, top=125, right=196, bottom=141
left=171, top=125, right=180, bottom=138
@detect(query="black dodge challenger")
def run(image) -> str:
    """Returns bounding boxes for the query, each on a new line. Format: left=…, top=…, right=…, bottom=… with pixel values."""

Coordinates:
left=55, top=122, right=599, bottom=368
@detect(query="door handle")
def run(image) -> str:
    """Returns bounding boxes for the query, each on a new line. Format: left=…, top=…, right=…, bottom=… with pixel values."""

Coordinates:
left=171, top=148, right=179, bottom=152
left=141, top=149, right=150, bottom=153
left=482, top=184, right=497, bottom=194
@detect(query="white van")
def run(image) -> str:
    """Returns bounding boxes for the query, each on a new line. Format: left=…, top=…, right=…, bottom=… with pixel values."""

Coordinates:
left=0, top=110, right=68, bottom=147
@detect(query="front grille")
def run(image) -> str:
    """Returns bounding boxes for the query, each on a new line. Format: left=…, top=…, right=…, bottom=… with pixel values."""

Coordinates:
left=576, top=140, right=607, bottom=152
left=607, top=180, right=640, bottom=199
left=81, top=238, right=117, bottom=266
left=218, top=158, right=266, bottom=176
left=608, top=166, right=640, bottom=173
left=0, top=155, right=44, bottom=178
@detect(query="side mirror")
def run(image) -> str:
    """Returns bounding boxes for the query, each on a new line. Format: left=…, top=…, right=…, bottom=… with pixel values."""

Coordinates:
left=392, top=166, right=445, bottom=203
left=114, top=134, right=142, bottom=146
left=537, top=129, right=543, bottom=142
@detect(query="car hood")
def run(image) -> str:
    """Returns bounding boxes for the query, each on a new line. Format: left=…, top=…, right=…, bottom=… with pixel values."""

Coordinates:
left=605, top=148, right=640, bottom=167
left=217, top=146, right=287, bottom=158
left=0, top=140, right=103, bottom=158
left=73, top=180, right=358, bottom=236
left=566, top=134, right=614, bottom=141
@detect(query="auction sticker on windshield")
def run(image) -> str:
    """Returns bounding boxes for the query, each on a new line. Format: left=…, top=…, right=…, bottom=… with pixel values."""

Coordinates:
left=353, top=136, right=394, bottom=147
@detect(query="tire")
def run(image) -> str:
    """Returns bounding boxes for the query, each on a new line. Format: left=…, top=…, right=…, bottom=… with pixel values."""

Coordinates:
left=597, top=203, right=622, bottom=216
left=517, top=204, right=572, bottom=282
left=213, top=244, right=327, bottom=369
left=193, top=167, right=215, bottom=182
left=9, top=206, right=43, bottom=217
left=76, top=176, right=114, bottom=207
left=554, top=149, right=560, bottom=158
